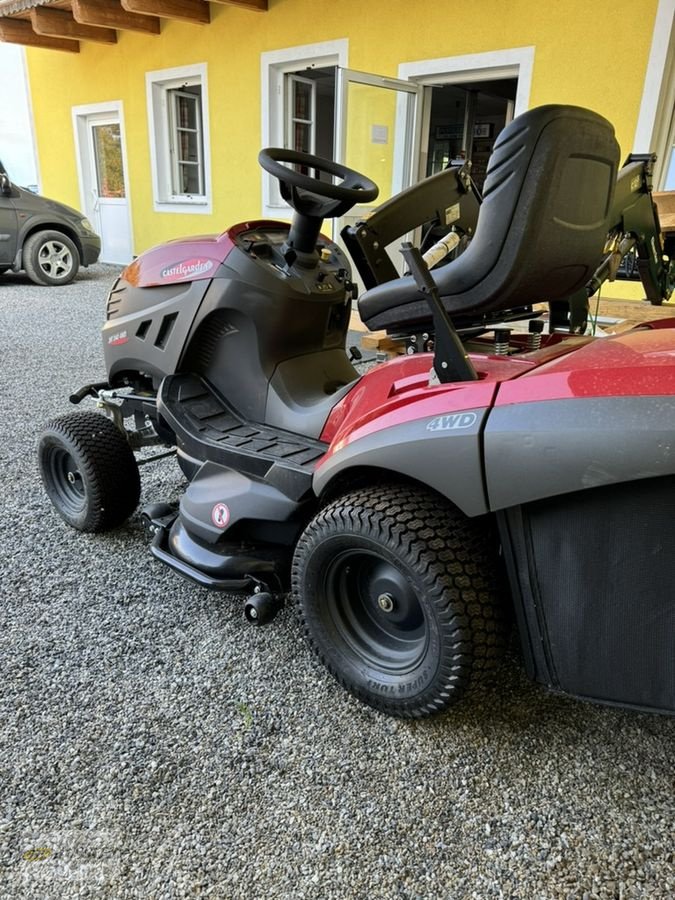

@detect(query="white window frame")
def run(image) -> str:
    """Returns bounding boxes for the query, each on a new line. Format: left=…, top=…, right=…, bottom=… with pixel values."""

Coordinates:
left=398, top=46, right=534, bottom=111
left=632, top=0, right=675, bottom=188
left=169, top=87, right=205, bottom=196
left=260, top=39, right=348, bottom=218
left=146, top=63, right=212, bottom=214
left=286, top=73, right=317, bottom=155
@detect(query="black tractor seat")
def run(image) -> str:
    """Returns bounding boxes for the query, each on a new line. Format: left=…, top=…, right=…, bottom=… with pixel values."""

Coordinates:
left=358, top=105, right=620, bottom=333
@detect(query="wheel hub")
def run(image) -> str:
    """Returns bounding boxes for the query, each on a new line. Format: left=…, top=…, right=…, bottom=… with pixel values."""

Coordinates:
left=46, top=447, right=86, bottom=514
left=377, top=592, right=394, bottom=613
left=324, top=550, right=427, bottom=673
left=39, top=241, right=72, bottom=279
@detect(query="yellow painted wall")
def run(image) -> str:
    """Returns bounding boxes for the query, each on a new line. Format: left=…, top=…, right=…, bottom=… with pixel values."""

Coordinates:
left=25, top=0, right=659, bottom=255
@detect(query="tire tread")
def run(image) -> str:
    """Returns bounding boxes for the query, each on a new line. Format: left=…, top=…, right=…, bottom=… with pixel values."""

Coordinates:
left=39, top=411, right=140, bottom=532
left=292, top=482, right=506, bottom=718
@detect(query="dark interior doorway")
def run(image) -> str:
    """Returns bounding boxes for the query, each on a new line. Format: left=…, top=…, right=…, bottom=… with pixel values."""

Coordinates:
left=425, top=79, right=517, bottom=190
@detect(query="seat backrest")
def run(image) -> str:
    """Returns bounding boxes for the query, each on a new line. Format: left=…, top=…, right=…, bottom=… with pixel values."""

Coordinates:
left=358, top=105, right=620, bottom=331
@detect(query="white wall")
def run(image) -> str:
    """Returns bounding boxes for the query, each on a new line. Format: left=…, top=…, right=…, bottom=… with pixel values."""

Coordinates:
left=0, top=44, right=38, bottom=189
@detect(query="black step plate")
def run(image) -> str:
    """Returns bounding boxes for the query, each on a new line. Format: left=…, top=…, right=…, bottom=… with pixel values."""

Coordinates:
left=158, top=374, right=327, bottom=500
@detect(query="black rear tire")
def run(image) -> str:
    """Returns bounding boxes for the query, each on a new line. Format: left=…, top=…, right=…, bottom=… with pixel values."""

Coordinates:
left=23, top=230, right=80, bottom=286
left=38, top=411, right=140, bottom=532
left=292, top=483, right=505, bottom=718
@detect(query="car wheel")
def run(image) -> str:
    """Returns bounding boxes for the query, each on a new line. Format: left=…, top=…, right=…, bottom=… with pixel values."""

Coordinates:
left=23, top=229, right=80, bottom=286
left=292, top=483, right=506, bottom=718
left=38, top=411, right=140, bottom=532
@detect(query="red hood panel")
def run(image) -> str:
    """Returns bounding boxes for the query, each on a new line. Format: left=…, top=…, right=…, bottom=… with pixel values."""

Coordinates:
left=121, top=219, right=289, bottom=287
left=122, top=232, right=235, bottom=288
left=497, top=322, right=675, bottom=405
left=320, top=353, right=533, bottom=445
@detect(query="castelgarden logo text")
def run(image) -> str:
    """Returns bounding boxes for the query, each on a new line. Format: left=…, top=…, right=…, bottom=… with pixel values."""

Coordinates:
left=161, top=258, right=215, bottom=280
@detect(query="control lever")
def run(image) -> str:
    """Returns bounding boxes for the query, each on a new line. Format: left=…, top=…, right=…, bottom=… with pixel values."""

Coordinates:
left=399, top=242, right=477, bottom=383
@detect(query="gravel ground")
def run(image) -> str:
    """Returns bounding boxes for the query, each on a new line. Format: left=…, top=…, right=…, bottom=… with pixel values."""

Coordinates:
left=0, top=265, right=673, bottom=899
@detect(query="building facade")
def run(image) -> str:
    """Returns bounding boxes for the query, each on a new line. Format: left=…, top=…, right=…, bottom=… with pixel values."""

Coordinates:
left=0, top=43, right=38, bottom=188
left=1, top=0, right=673, bottom=263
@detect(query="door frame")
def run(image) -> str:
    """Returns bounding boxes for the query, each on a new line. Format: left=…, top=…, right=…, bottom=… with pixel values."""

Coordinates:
left=260, top=39, right=349, bottom=218
left=333, top=67, right=423, bottom=282
left=633, top=0, right=675, bottom=187
left=398, top=46, right=534, bottom=182
left=72, top=100, right=133, bottom=262
left=334, top=67, right=423, bottom=199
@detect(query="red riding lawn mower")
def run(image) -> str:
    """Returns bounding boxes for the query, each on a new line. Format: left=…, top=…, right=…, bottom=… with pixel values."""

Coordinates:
left=39, top=105, right=675, bottom=718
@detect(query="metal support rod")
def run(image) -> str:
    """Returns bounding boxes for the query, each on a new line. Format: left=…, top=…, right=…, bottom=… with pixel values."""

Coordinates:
left=399, top=242, right=478, bottom=383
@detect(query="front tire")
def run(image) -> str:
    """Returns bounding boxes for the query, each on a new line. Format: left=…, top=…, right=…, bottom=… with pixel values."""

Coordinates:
left=23, top=230, right=80, bottom=286
left=292, top=484, right=505, bottom=718
left=38, top=411, right=140, bottom=532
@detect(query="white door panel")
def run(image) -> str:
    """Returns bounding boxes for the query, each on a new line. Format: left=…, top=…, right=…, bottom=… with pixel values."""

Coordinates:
left=73, top=105, right=133, bottom=266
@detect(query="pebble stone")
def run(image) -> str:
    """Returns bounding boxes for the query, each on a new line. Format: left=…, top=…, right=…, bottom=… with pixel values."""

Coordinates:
left=0, top=265, right=673, bottom=899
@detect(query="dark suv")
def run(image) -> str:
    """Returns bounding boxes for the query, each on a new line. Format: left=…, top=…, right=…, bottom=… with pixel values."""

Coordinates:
left=0, top=161, right=101, bottom=286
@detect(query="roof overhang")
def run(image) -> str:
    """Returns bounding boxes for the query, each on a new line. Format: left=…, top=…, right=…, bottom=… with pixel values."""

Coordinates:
left=0, top=0, right=267, bottom=53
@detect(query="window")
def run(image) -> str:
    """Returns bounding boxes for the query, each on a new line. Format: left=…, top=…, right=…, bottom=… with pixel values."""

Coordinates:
left=169, top=86, right=204, bottom=195
left=261, top=40, right=347, bottom=217
left=146, top=64, right=211, bottom=214
left=287, top=74, right=316, bottom=158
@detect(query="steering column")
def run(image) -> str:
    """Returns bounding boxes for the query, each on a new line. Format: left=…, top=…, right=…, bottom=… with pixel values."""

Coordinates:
left=258, top=148, right=379, bottom=268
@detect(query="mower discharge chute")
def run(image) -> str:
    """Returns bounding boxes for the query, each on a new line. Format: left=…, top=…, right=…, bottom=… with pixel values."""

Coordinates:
left=39, top=105, right=675, bottom=719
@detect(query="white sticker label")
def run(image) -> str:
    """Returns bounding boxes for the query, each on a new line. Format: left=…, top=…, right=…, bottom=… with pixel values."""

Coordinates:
left=211, top=503, right=230, bottom=529
left=445, top=203, right=461, bottom=225
left=371, top=124, right=389, bottom=144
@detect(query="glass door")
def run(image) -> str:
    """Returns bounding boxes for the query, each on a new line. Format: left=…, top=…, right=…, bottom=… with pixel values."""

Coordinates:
left=87, top=115, right=132, bottom=264
left=334, top=68, right=422, bottom=291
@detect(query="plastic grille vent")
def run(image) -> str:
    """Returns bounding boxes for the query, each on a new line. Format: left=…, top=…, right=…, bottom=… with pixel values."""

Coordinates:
left=155, top=313, right=178, bottom=349
left=136, top=320, right=151, bottom=340
left=105, top=281, right=125, bottom=320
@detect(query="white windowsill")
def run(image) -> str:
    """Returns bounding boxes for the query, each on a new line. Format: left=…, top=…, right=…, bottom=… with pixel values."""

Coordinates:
left=153, top=198, right=212, bottom=215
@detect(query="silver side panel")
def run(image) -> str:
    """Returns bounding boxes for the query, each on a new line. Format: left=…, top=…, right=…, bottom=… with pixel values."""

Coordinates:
left=485, top=396, right=675, bottom=510
left=314, top=408, right=489, bottom=517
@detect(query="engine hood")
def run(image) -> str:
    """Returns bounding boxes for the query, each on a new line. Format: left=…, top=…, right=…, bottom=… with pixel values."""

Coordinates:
left=496, top=319, right=675, bottom=405
left=121, top=232, right=236, bottom=288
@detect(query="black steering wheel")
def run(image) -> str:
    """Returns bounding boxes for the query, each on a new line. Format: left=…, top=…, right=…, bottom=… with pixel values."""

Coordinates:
left=258, top=148, right=379, bottom=219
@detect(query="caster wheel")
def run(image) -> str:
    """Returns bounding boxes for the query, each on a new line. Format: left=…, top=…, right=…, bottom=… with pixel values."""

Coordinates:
left=244, top=592, right=277, bottom=626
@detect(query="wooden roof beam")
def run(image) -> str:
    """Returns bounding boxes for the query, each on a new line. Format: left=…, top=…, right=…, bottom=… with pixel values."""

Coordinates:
left=31, top=7, right=117, bottom=43
left=121, top=0, right=209, bottom=25
left=0, top=17, right=80, bottom=51
left=72, top=0, right=160, bottom=34
left=209, top=0, right=267, bottom=11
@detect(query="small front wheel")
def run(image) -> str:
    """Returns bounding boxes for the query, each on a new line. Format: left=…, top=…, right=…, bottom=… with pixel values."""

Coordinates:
left=38, top=411, right=140, bottom=532
left=292, top=484, right=505, bottom=718
left=244, top=592, right=279, bottom=626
